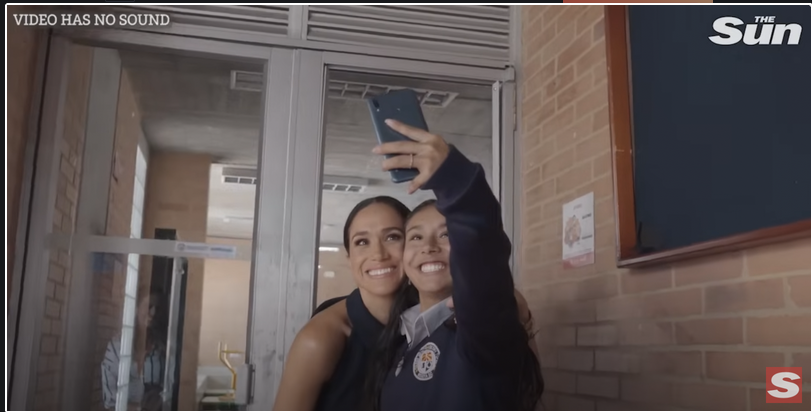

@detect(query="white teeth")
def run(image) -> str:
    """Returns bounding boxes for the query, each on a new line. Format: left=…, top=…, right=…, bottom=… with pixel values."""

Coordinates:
left=420, top=263, right=446, bottom=273
left=367, top=267, right=394, bottom=277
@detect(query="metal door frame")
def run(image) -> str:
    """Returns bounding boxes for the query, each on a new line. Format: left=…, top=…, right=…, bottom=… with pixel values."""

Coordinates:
left=8, top=27, right=516, bottom=410
left=7, top=31, right=291, bottom=410
left=256, top=49, right=517, bottom=406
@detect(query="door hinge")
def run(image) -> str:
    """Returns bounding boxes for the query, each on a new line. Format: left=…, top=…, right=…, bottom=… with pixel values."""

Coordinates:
left=235, top=363, right=255, bottom=406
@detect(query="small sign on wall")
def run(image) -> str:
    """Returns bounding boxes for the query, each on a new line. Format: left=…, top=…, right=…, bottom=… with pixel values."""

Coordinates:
left=562, top=192, right=595, bottom=269
left=175, top=241, right=237, bottom=259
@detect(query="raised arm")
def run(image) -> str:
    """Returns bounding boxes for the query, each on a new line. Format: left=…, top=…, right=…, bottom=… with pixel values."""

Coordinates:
left=374, top=119, right=523, bottom=372
left=273, top=304, right=349, bottom=411
left=422, top=146, right=523, bottom=371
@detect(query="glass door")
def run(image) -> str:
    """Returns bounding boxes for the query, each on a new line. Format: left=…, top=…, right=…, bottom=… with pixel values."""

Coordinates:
left=7, top=32, right=299, bottom=411
left=252, top=50, right=515, bottom=405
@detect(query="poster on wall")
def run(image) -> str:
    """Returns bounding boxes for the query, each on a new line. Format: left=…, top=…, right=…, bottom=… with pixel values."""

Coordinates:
left=562, top=192, right=595, bottom=269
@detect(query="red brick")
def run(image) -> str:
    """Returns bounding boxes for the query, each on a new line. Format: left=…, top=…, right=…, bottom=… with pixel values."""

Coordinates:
left=574, top=82, right=607, bottom=120
left=596, top=400, right=645, bottom=411
left=673, top=252, right=743, bottom=286
left=672, top=382, right=747, bottom=410
left=621, top=378, right=672, bottom=405
left=747, top=238, right=810, bottom=276
left=547, top=275, right=618, bottom=303
left=577, top=324, right=618, bottom=346
left=550, top=301, right=596, bottom=324
left=556, top=162, right=592, bottom=193
left=704, top=278, right=785, bottom=314
left=557, top=394, right=595, bottom=411
left=543, top=368, right=577, bottom=394
left=591, top=151, right=611, bottom=180
left=557, top=349, right=594, bottom=371
left=552, top=112, right=595, bottom=150
left=792, top=352, right=810, bottom=379
left=557, top=30, right=593, bottom=73
left=575, top=6, right=603, bottom=35
left=592, top=17, right=605, bottom=43
left=537, top=346, right=558, bottom=369
left=556, top=326, right=578, bottom=346
left=541, top=6, right=567, bottom=28
left=595, top=351, right=640, bottom=374
left=788, top=275, right=811, bottom=307
left=544, top=65, right=575, bottom=100
left=541, top=147, right=575, bottom=179
left=706, top=351, right=785, bottom=382
left=620, top=267, right=672, bottom=293
left=749, top=388, right=811, bottom=411
left=617, top=321, right=672, bottom=346
left=675, top=318, right=743, bottom=345
left=557, top=6, right=589, bottom=31
left=574, top=132, right=608, bottom=161
left=596, top=288, right=702, bottom=321
left=747, top=315, right=811, bottom=346
left=524, top=179, right=556, bottom=209
left=640, top=351, right=702, bottom=377
left=577, top=374, right=619, bottom=398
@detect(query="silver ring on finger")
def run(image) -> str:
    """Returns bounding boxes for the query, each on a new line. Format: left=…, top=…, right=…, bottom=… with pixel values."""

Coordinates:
left=409, top=153, right=414, bottom=168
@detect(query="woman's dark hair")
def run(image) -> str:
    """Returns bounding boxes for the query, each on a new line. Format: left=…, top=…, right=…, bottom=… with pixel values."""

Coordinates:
left=363, top=198, right=544, bottom=410
left=342, top=196, right=411, bottom=253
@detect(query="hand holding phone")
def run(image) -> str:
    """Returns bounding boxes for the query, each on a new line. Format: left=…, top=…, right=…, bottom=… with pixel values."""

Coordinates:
left=367, top=89, right=429, bottom=184
left=373, top=119, right=450, bottom=194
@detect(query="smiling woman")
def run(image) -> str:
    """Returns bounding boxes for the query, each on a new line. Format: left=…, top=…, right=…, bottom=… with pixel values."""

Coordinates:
left=314, top=71, right=495, bottom=305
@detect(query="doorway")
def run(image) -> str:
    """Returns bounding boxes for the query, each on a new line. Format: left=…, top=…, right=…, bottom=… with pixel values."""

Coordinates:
left=8, top=29, right=515, bottom=411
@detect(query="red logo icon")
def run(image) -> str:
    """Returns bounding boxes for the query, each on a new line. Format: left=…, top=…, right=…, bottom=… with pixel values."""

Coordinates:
left=766, top=367, right=803, bottom=404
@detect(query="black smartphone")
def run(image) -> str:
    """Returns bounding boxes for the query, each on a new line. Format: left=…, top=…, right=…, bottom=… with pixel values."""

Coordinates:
left=367, top=88, right=428, bottom=184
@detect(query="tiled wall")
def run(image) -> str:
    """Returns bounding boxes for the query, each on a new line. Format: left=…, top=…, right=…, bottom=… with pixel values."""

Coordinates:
left=518, top=6, right=810, bottom=410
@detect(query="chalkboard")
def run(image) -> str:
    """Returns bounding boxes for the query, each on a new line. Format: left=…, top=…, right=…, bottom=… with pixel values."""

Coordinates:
left=625, top=5, right=810, bottom=253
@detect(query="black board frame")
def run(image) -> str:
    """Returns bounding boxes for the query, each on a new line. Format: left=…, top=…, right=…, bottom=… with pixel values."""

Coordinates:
left=604, top=5, right=810, bottom=268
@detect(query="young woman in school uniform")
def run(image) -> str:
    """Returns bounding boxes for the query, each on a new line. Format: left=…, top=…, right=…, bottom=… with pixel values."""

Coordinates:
left=273, top=122, right=539, bottom=410
left=365, top=120, right=544, bottom=410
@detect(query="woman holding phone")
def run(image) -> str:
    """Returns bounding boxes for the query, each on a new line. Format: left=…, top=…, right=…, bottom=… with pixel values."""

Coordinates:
left=365, top=120, right=543, bottom=410
left=273, top=123, right=540, bottom=411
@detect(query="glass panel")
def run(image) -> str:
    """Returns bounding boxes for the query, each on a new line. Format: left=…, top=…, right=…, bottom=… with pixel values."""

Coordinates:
left=315, top=70, right=495, bottom=305
left=25, top=39, right=265, bottom=411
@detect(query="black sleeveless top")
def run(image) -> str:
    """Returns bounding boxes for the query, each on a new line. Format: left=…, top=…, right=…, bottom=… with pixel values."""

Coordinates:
left=313, top=289, right=383, bottom=410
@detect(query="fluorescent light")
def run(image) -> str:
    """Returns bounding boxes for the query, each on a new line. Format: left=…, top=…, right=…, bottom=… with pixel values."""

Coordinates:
left=319, top=246, right=339, bottom=252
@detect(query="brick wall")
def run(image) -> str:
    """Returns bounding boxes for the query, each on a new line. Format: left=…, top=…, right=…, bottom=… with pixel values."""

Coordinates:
left=6, top=9, right=42, bottom=299
left=519, top=6, right=810, bottom=411
left=34, top=43, right=93, bottom=411
left=88, top=68, right=144, bottom=410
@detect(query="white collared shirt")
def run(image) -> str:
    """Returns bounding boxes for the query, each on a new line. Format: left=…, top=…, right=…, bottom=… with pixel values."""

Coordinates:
left=400, top=297, right=455, bottom=348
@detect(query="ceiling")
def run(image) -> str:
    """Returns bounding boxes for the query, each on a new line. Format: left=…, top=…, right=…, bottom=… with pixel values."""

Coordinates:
left=120, top=50, right=494, bottom=245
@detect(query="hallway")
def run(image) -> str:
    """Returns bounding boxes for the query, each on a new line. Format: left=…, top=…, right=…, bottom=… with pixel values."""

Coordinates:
left=6, top=4, right=810, bottom=411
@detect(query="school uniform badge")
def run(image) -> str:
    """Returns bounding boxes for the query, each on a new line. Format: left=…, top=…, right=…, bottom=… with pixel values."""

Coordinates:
left=413, top=342, right=440, bottom=381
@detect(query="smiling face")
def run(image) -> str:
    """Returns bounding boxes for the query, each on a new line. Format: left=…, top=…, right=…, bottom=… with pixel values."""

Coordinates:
left=346, top=202, right=406, bottom=297
left=403, top=204, right=452, bottom=299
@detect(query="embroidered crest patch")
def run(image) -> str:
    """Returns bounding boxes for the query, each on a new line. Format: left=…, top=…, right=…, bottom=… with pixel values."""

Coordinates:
left=412, top=342, right=440, bottom=381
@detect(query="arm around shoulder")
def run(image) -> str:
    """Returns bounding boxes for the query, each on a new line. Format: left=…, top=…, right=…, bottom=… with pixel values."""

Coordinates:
left=272, top=309, right=349, bottom=411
